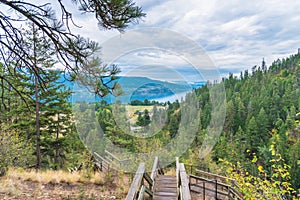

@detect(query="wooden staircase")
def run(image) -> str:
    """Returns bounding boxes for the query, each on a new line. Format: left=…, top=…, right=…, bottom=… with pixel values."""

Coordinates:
left=124, top=156, right=243, bottom=200
left=125, top=157, right=192, bottom=200
left=153, top=175, right=178, bottom=200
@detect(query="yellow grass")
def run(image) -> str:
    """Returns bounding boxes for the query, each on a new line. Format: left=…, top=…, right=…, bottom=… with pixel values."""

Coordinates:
left=124, top=105, right=166, bottom=126
left=4, top=168, right=105, bottom=185
left=125, top=105, right=165, bottom=117
left=0, top=168, right=131, bottom=199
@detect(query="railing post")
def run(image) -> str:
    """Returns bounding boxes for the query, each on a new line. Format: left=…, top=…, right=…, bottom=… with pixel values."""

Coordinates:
left=215, top=179, right=218, bottom=200
left=176, top=157, right=180, bottom=190
left=179, top=163, right=192, bottom=200
left=203, top=181, right=205, bottom=200
left=151, top=157, right=159, bottom=181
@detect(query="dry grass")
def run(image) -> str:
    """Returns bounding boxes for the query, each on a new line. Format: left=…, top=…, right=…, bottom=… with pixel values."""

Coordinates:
left=125, top=105, right=165, bottom=118
left=0, top=168, right=131, bottom=199
left=4, top=168, right=106, bottom=185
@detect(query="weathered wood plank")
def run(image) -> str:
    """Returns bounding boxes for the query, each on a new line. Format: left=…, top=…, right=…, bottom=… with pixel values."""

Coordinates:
left=176, top=157, right=179, bottom=184
left=153, top=175, right=178, bottom=200
left=195, top=169, right=236, bottom=184
left=137, top=185, right=145, bottom=200
left=126, top=163, right=145, bottom=200
left=105, top=150, right=121, bottom=162
left=93, top=152, right=110, bottom=164
left=151, top=156, right=159, bottom=181
left=179, top=163, right=192, bottom=200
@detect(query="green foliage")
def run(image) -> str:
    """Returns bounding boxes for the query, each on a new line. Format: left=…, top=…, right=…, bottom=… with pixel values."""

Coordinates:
left=200, top=54, right=300, bottom=194
left=0, top=126, right=34, bottom=176
left=129, top=99, right=164, bottom=106
left=136, top=109, right=151, bottom=126
left=220, top=143, right=296, bottom=199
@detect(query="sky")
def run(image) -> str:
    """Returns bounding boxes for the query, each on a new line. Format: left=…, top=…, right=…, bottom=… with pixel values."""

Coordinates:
left=66, top=0, right=300, bottom=81
left=4, top=0, right=300, bottom=82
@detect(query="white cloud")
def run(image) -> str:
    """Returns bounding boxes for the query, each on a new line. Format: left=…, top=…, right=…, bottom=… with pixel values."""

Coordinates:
left=134, top=1, right=299, bottom=70
left=67, top=0, right=300, bottom=80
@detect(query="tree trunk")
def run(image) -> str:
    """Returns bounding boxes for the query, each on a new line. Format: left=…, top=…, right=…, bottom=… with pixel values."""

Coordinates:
left=35, top=73, right=41, bottom=170
left=55, top=113, right=60, bottom=169
left=33, top=24, right=41, bottom=170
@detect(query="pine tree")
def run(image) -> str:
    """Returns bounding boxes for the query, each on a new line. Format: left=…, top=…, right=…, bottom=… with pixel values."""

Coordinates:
left=246, top=116, right=258, bottom=150
left=21, top=23, right=73, bottom=169
left=257, top=108, right=270, bottom=144
left=143, top=109, right=151, bottom=126
left=39, top=71, right=73, bottom=169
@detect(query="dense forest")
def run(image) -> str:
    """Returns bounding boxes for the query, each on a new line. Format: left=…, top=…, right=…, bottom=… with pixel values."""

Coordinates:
left=1, top=50, right=300, bottom=198
left=198, top=54, right=300, bottom=198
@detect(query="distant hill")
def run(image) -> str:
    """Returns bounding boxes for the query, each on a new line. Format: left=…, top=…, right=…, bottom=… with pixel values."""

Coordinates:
left=115, top=76, right=193, bottom=102
left=68, top=75, right=205, bottom=104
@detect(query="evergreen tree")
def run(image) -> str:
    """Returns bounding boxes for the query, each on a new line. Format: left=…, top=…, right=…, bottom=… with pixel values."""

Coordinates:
left=169, top=115, right=179, bottom=138
left=23, top=23, right=57, bottom=169
left=17, top=23, right=74, bottom=169
left=246, top=116, right=258, bottom=151
left=136, top=112, right=143, bottom=126
left=136, top=109, right=151, bottom=127
left=143, top=109, right=151, bottom=126
left=39, top=71, right=73, bottom=169
left=257, top=108, right=269, bottom=144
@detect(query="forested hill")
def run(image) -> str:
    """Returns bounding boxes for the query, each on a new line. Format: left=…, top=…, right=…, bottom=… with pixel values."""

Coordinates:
left=191, top=53, right=300, bottom=196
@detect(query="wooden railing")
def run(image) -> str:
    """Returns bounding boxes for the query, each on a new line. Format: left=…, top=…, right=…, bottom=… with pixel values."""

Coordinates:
left=93, top=152, right=111, bottom=172
left=176, top=157, right=192, bottom=200
left=150, top=157, right=164, bottom=184
left=93, top=150, right=130, bottom=172
left=184, top=164, right=210, bottom=175
left=104, top=150, right=130, bottom=168
left=189, top=174, right=243, bottom=200
left=195, top=169, right=236, bottom=186
left=125, top=163, right=153, bottom=200
left=126, top=156, right=164, bottom=200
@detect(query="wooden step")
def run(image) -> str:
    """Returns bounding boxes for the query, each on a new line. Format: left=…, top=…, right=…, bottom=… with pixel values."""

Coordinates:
left=153, top=196, right=177, bottom=200
left=153, top=175, right=178, bottom=200
left=154, top=185, right=177, bottom=192
left=154, top=191, right=177, bottom=197
left=157, top=175, right=176, bottom=179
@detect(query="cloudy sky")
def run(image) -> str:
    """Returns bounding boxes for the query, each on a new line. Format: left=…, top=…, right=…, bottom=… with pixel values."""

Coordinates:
left=62, top=1, right=300, bottom=81
left=68, top=0, right=300, bottom=81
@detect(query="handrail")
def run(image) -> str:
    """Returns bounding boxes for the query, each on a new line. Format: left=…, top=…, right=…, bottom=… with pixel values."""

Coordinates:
left=179, top=163, right=192, bottom=200
left=126, top=163, right=146, bottom=200
left=189, top=174, right=243, bottom=200
left=126, top=163, right=153, bottom=200
left=176, top=157, right=192, bottom=200
left=150, top=156, right=164, bottom=181
left=195, top=169, right=242, bottom=197
left=176, top=157, right=180, bottom=185
left=126, top=157, right=163, bottom=200
left=93, top=152, right=111, bottom=172
left=93, top=152, right=110, bottom=164
left=104, top=150, right=130, bottom=163
left=93, top=151, right=130, bottom=172
left=195, top=169, right=236, bottom=185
